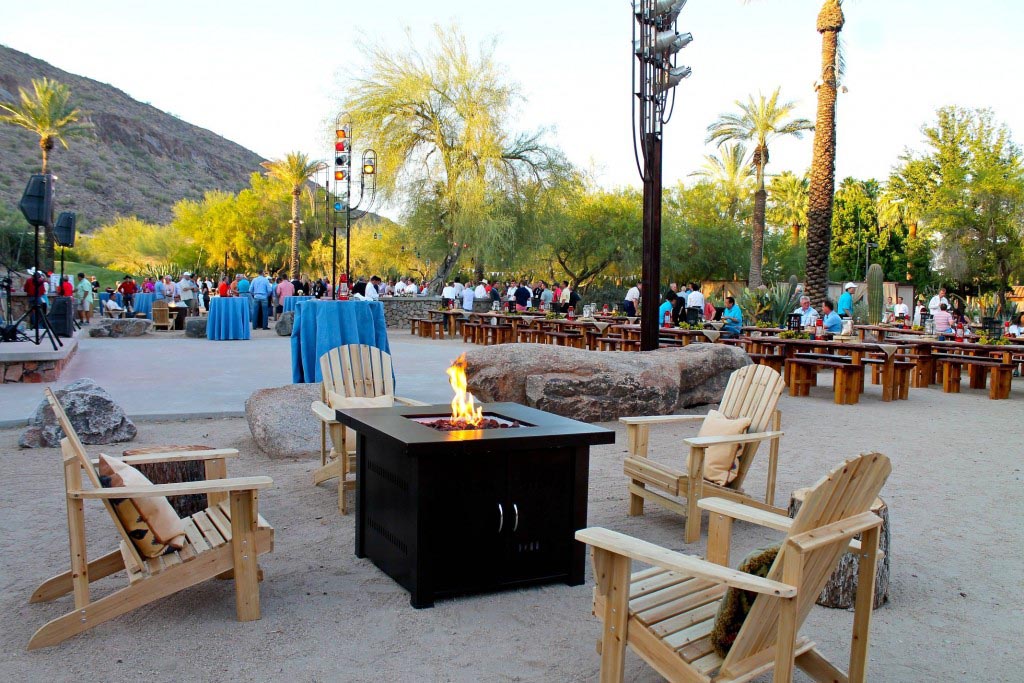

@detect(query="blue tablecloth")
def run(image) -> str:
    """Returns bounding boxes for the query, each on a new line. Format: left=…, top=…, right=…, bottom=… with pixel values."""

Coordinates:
left=207, top=297, right=251, bottom=340
left=291, top=300, right=390, bottom=383
left=133, top=293, right=156, bottom=319
left=282, top=295, right=314, bottom=313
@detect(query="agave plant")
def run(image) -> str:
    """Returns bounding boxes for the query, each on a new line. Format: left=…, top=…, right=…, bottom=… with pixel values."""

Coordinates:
left=737, top=280, right=802, bottom=326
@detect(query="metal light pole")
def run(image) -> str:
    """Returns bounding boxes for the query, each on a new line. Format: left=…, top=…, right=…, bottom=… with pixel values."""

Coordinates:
left=632, top=0, right=692, bottom=350
left=333, top=114, right=379, bottom=297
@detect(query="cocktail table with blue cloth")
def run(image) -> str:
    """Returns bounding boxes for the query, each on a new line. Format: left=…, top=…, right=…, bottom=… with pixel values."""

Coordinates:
left=133, top=292, right=156, bottom=319
left=206, top=297, right=251, bottom=340
left=282, top=295, right=314, bottom=313
left=291, top=299, right=390, bottom=383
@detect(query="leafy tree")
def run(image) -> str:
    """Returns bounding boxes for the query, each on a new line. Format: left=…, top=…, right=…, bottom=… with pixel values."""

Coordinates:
left=889, top=107, right=1024, bottom=309
left=663, top=181, right=750, bottom=282
left=261, top=152, right=325, bottom=278
left=690, top=143, right=754, bottom=222
left=341, top=25, right=567, bottom=292
left=0, top=77, right=92, bottom=269
left=767, top=170, right=809, bottom=244
left=706, top=88, right=812, bottom=287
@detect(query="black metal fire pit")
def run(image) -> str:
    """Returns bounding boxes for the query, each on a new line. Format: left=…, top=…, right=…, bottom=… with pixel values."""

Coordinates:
left=334, top=402, right=615, bottom=608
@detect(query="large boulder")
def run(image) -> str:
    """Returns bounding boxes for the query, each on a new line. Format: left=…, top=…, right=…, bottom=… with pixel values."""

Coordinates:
left=184, top=316, right=207, bottom=338
left=275, top=311, right=295, bottom=336
left=87, top=317, right=152, bottom=337
left=245, top=383, right=320, bottom=458
left=465, top=343, right=750, bottom=422
left=20, top=378, right=137, bottom=447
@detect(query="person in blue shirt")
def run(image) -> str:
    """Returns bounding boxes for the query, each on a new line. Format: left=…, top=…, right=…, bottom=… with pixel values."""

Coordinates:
left=658, top=289, right=674, bottom=324
left=236, top=274, right=250, bottom=294
left=721, top=296, right=743, bottom=337
left=837, top=282, right=856, bottom=317
left=821, top=299, right=843, bottom=334
left=249, top=270, right=273, bottom=330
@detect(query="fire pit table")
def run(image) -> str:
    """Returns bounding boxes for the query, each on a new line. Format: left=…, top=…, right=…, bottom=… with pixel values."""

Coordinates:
left=335, top=402, right=615, bottom=608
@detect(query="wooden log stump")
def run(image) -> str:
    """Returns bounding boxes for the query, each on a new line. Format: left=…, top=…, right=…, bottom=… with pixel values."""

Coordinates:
left=789, top=488, right=890, bottom=609
left=122, top=445, right=213, bottom=518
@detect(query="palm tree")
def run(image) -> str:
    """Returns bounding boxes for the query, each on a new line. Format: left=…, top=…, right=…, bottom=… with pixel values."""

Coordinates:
left=707, top=88, right=813, bottom=288
left=768, top=171, right=809, bottom=244
left=692, top=142, right=755, bottom=222
left=261, top=152, right=325, bottom=279
left=805, top=0, right=846, bottom=306
left=0, top=77, right=91, bottom=268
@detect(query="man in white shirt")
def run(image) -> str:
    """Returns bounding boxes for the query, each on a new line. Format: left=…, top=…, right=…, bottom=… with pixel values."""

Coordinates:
left=928, top=287, right=949, bottom=316
left=623, top=282, right=641, bottom=316
left=365, top=275, right=381, bottom=301
left=461, top=282, right=475, bottom=311
left=686, top=282, right=705, bottom=322
left=453, top=278, right=464, bottom=297
left=892, top=296, right=911, bottom=320
left=178, top=272, right=195, bottom=313
left=792, top=296, right=819, bottom=326
left=474, top=279, right=488, bottom=299
left=441, top=281, right=455, bottom=305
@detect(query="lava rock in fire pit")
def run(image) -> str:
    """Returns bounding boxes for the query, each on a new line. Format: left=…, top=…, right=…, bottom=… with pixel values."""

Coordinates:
left=420, top=417, right=522, bottom=431
left=463, top=343, right=750, bottom=422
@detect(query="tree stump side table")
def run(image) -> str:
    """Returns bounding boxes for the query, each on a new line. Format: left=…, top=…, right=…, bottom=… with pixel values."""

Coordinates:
left=788, top=488, right=890, bottom=609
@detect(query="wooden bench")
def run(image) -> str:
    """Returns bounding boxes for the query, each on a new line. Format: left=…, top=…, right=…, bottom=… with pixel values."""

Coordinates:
left=599, top=336, right=641, bottom=351
left=786, top=357, right=862, bottom=404
left=863, top=357, right=916, bottom=400
left=935, top=355, right=1014, bottom=399
left=477, top=323, right=512, bottom=345
left=545, top=330, right=584, bottom=348
left=461, top=321, right=481, bottom=343
left=408, top=316, right=430, bottom=335
left=749, top=352, right=785, bottom=373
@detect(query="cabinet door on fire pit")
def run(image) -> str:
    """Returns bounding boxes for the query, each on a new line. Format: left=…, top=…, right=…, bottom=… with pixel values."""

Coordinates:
left=502, top=449, right=574, bottom=583
left=428, top=452, right=506, bottom=594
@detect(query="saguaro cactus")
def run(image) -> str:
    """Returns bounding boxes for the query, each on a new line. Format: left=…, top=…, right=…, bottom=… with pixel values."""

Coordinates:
left=867, top=263, right=884, bottom=324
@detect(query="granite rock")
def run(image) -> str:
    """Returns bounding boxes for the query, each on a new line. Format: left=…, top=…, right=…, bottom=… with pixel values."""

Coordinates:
left=275, top=311, right=295, bottom=336
left=184, top=316, right=207, bottom=338
left=465, top=343, right=750, bottom=422
left=87, top=317, right=152, bottom=338
left=20, top=377, right=137, bottom=447
left=245, top=383, right=321, bottom=458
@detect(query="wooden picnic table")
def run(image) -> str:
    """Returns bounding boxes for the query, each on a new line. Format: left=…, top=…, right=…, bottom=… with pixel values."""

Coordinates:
left=748, top=336, right=912, bottom=402
left=854, top=324, right=980, bottom=343
left=880, top=337, right=1023, bottom=396
left=427, top=308, right=468, bottom=339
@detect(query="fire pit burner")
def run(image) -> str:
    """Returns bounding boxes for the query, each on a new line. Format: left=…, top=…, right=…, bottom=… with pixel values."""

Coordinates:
left=409, top=413, right=524, bottom=432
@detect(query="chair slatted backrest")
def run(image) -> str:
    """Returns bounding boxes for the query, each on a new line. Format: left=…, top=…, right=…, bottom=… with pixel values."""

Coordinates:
left=151, top=300, right=170, bottom=326
left=45, top=389, right=147, bottom=571
left=319, top=345, right=395, bottom=400
left=722, top=452, right=892, bottom=670
left=717, top=364, right=785, bottom=489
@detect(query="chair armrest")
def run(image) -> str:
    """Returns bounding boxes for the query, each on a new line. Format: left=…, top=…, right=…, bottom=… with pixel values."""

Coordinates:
left=576, top=527, right=796, bottom=598
left=619, top=414, right=706, bottom=426
left=786, top=511, right=881, bottom=553
left=698, top=497, right=794, bottom=532
left=311, top=401, right=338, bottom=424
left=90, top=448, right=240, bottom=467
left=699, top=497, right=870, bottom=554
left=70, top=476, right=273, bottom=499
left=395, top=396, right=430, bottom=407
left=683, top=430, right=784, bottom=449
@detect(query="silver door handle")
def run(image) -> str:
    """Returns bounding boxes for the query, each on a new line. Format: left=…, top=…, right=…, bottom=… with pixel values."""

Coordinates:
left=497, top=503, right=504, bottom=533
left=513, top=503, right=519, bottom=532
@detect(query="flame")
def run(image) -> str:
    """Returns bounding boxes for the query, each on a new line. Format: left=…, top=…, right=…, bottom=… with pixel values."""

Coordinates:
left=446, top=354, right=484, bottom=427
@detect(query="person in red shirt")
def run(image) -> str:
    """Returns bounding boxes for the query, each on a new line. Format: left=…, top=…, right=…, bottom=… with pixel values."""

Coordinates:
left=60, top=275, right=74, bottom=297
left=116, top=275, right=138, bottom=314
left=217, top=276, right=229, bottom=298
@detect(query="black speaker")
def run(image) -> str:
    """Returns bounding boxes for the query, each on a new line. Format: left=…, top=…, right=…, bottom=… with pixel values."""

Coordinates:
left=54, top=212, right=76, bottom=247
left=19, top=174, right=54, bottom=228
left=47, top=296, right=76, bottom=338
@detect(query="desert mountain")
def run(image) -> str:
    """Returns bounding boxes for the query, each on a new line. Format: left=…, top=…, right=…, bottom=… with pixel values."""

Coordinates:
left=0, top=44, right=266, bottom=231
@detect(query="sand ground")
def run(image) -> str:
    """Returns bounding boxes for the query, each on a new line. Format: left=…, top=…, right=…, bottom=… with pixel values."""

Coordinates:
left=0, top=344, right=1022, bottom=682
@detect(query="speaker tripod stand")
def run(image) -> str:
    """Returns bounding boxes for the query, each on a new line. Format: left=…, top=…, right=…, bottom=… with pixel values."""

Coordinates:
left=3, top=273, right=62, bottom=351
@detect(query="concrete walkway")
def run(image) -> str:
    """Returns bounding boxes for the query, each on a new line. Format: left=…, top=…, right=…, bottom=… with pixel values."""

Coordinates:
left=0, top=330, right=466, bottom=426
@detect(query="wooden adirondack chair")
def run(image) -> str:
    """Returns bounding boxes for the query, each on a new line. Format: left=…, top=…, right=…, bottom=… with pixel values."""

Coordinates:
left=28, top=389, right=274, bottom=650
left=578, top=452, right=891, bottom=683
left=311, top=344, right=427, bottom=513
left=622, top=364, right=786, bottom=543
left=151, top=300, right=173, bottom=330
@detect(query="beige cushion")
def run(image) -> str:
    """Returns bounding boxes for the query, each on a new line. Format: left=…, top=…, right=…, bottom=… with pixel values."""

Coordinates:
left=99, top=454, right=186, bottom=556
left=327, top=393, right=395, bottom=451
left=687, top=410, right=752, bottom=485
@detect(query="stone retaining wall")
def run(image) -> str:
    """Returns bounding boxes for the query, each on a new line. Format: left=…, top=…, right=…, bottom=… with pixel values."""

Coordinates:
left=2, top=343, right=78, bottom=383
left=380, top=296, right=497, bottom=328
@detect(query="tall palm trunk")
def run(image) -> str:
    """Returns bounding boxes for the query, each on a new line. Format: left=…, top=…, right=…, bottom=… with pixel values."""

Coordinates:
left=750, top=152, right=767, bottom=288
left=40, top=136, right=55, bottom=270
left=805, top=0, right=844, bottom=306
left=289, top=188, right=301, bottom=279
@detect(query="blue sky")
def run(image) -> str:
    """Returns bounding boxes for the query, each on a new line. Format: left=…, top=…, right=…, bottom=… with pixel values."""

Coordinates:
left=3, top=0, right=1022, bottom=216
